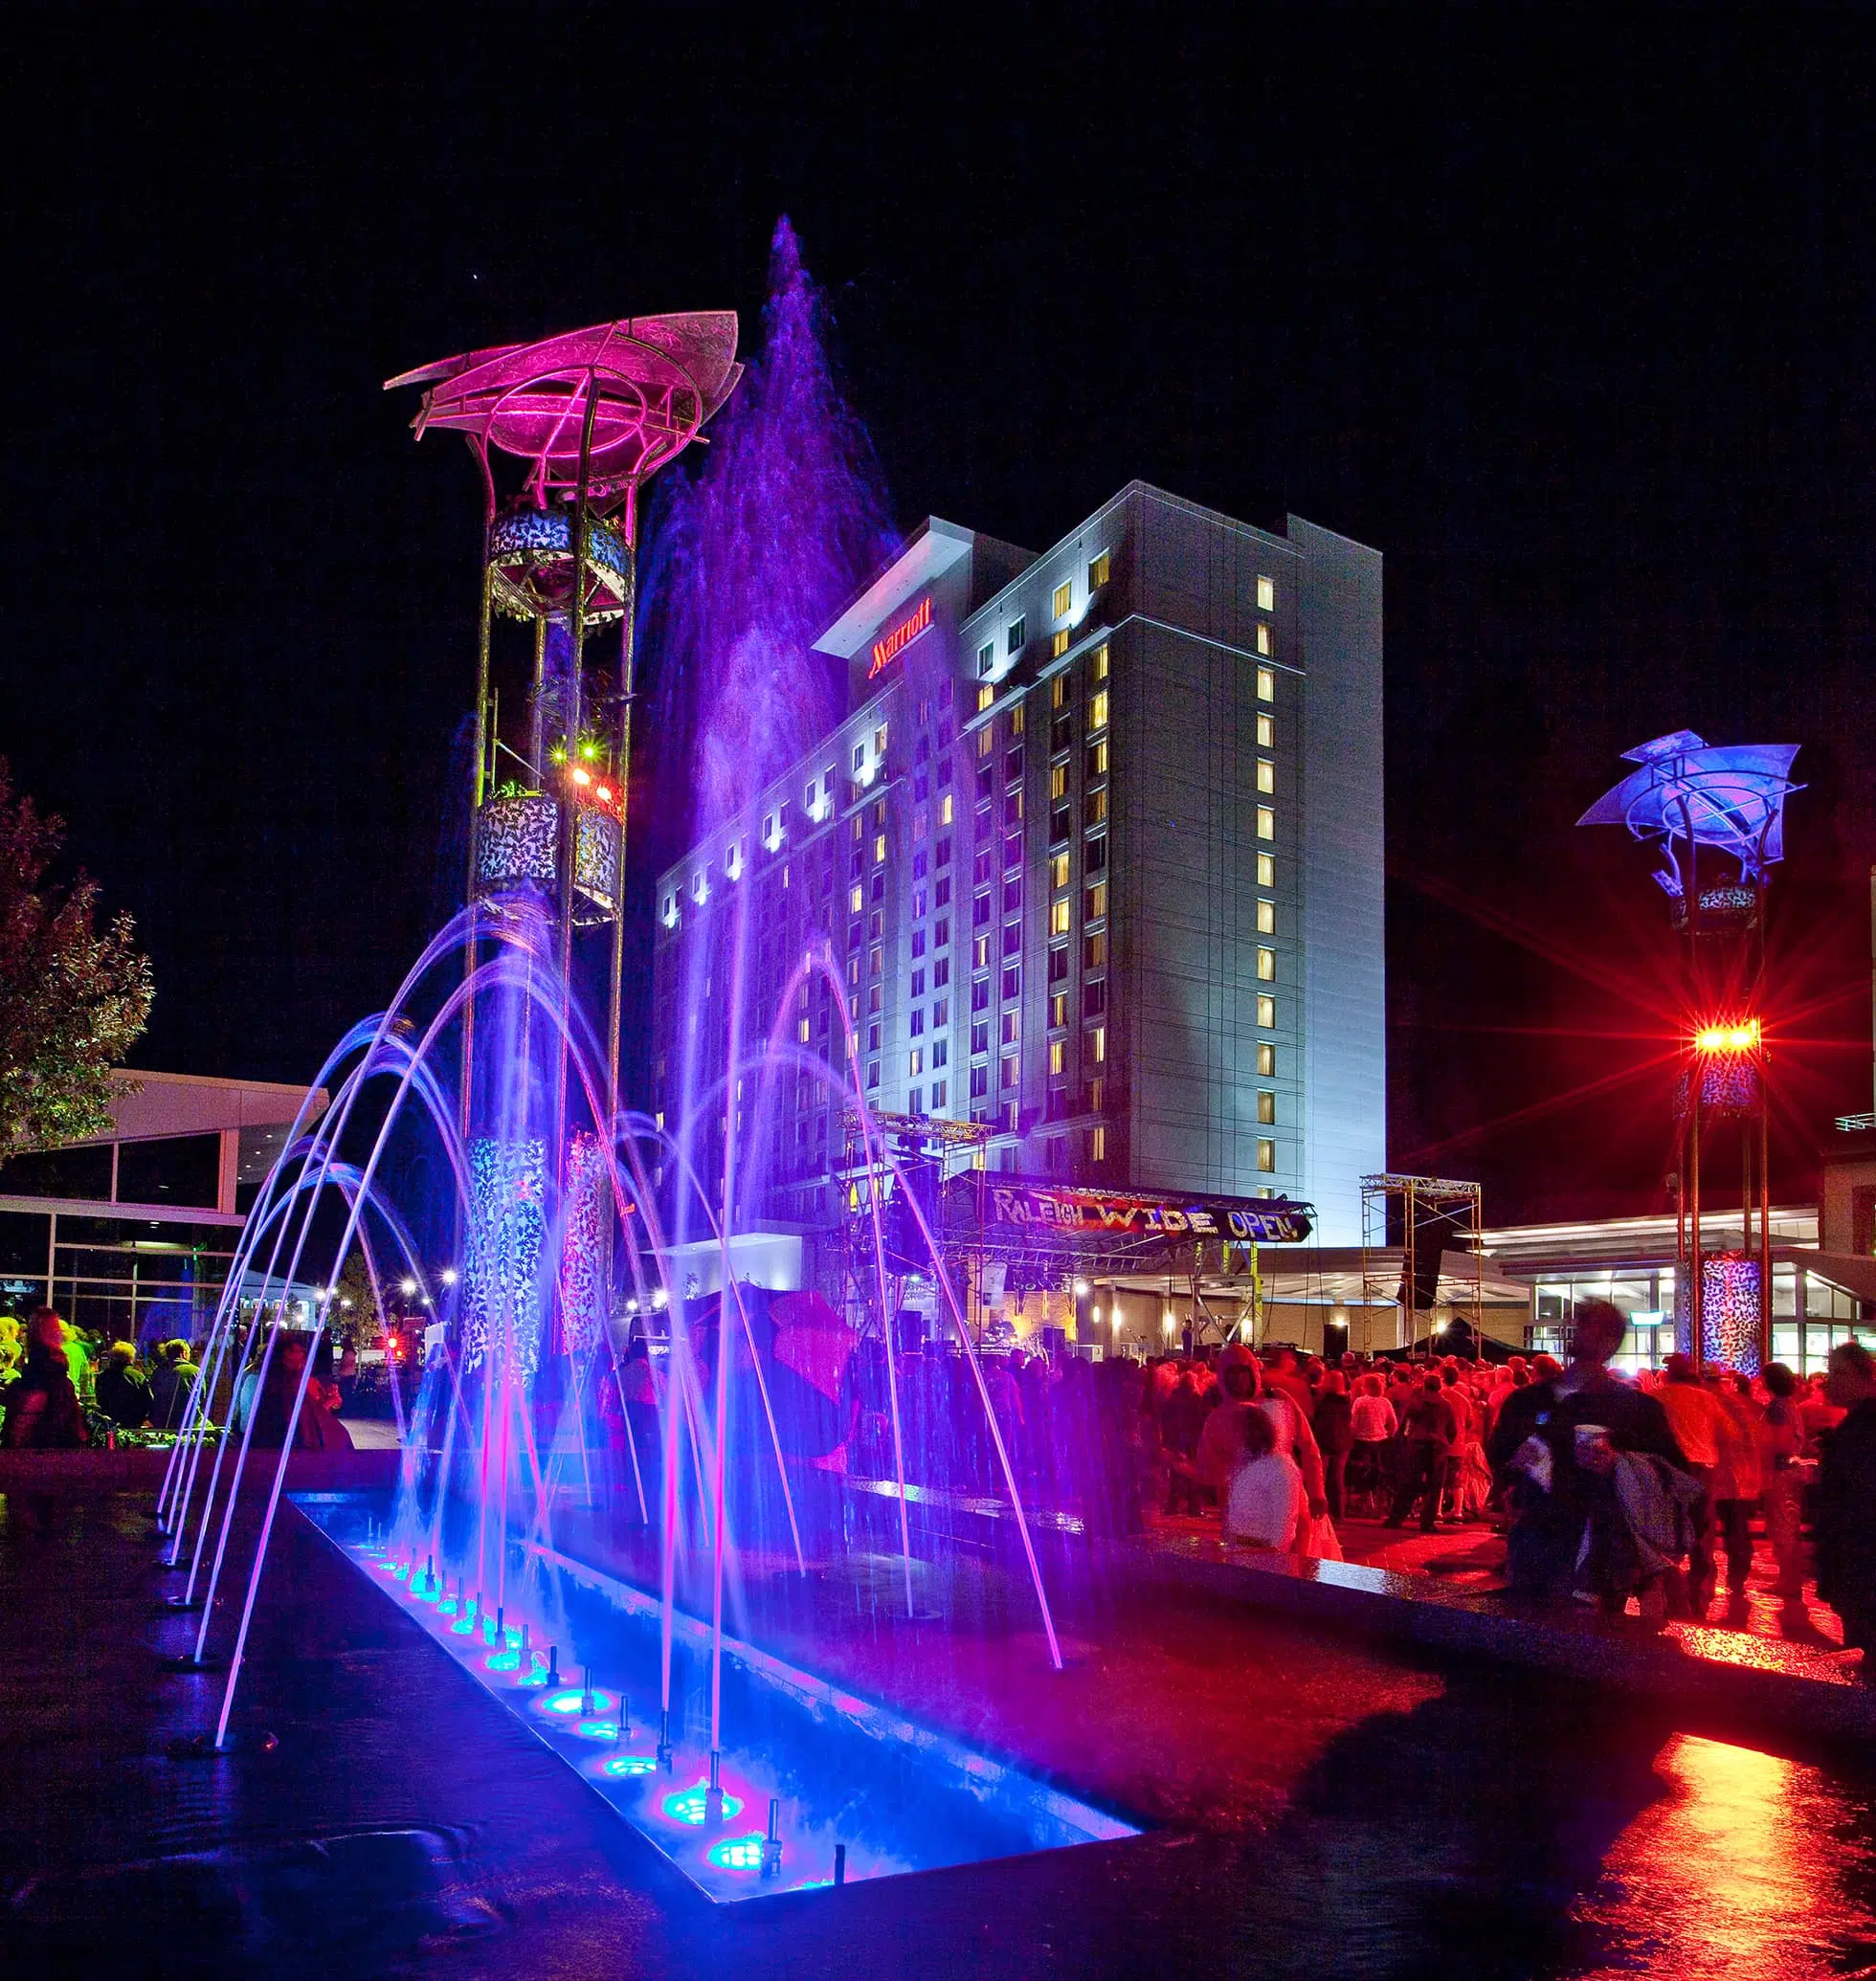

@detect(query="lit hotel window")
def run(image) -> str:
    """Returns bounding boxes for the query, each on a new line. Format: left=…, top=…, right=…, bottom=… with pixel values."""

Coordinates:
left=1089, top=689, right=1109, bottom=732
left=1257, top=852, right=1275, bottom=887
left=1052, top=675, right=1069, bottom=710
left=1256, top=623, right=1272, bottom=657
left=1050, top=991, right=1068, bottom=1028
left=1257, top=995, right=1276, bottom=1029
left=1053, top=580, right=1073, bottom=620
left=1001, top=1055, right=1020, bottom=1089
left=1257, top=575, right=1275, bottom=612
left=1257, top=807, right=1275, bottom=840
left=1089, top=549, right=1111, bottom=590
left=1258, top=1090, right=1276, bottom=1125
left=972, top=934, right=991, bottom=969
left=797, top=1017, right=811, bottom=1044
left=1092, top=644, right=1109, bottom=681
left=977, top=642, right=994, bottom=678
left=1050, top=850, right=1069, bottom=890
left=852, top=742, right=865, bottom=773
left=1085, top=879, right=1107, bottom=922
left=1257, top=1041, right=1275, bottom=1078
left=1256, top=667, right=1275, bottom=701
left=1051, top=629, right=1070, bottom=658
left=848, top=883, right=863, bottom=914
left=1257, top=948, right=1276, bottom=982
left=976, top=683, right=994, bottom=714
left=1257, top=900, right=1275, bottom=935
left=1010, top=702, right=1025, bottom=736
left=1085, top=738, right=1107, bottom=779
left=1257, top=759, right=1275, bottom=795
left=1257, top=1139, right=1276, bottom=1173
left=1007, top=616, right=1026, bottom=654
left=1089, top=1024, right=1106, bottom=1062
left=1257, top=713, right=1274, bottom=749
left=1090, top=1124, right=1106, bottom=1161
left=1050, top=763, right=1068, bottom=800
left=1051, top=899, right=1070, bottom=936
left=1049, top=1038, right=1065, bottom=1077
left=1083, top=929, right=1107, bottom=969
left=909, top=1048, right=924, bottom=1077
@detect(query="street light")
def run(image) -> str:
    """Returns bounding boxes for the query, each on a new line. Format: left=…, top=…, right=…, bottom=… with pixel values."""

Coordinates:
left=440, top=1267, right=458, bottom=1287
left=399, top=1277, right=418, bottom=1298
left=1072, top=1278, right=1090, bottom=1297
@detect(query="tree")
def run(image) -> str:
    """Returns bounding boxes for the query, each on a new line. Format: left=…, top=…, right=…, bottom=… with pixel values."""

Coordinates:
left=329, top=1249, right=385, bottom=1349
left=0, top=760, right=155, bottom=1157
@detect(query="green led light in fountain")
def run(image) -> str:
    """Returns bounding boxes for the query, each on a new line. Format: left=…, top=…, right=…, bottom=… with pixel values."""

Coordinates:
left=601, top=1754, right=659, bottom=1779
left=707, top=1835, right=767, bottom=1874
left=664, top=1782, right=742, bottom=1827
left=540, top=1686, right=618, bottom=1720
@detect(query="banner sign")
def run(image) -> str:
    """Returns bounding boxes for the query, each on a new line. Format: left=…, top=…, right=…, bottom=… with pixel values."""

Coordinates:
left=985, top=1183, right=1313, bottom=1244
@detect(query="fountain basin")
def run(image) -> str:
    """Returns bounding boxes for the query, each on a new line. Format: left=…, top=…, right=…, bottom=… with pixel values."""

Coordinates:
left=293, top=1493, right=1137, bottom=1904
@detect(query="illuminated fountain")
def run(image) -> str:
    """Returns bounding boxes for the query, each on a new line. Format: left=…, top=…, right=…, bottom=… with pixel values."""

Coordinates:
left=149, top=251, right=1125, bottom=1901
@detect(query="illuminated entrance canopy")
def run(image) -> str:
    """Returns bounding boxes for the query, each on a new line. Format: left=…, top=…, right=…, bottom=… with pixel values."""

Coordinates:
left=866, top=593, right=931, bottom=679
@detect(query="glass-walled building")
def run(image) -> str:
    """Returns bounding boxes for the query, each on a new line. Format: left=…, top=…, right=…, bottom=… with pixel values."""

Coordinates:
left=1487, top=1208, right=1876, bottom=1376
left=0, top=1071, right=326, bottom=1348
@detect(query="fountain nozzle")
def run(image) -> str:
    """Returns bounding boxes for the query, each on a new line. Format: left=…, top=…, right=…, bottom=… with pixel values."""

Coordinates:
left=547, top=1645, right=559, bottom=1686
left=762, top=1796, right=783, bottom=1879
left=656, top=1709, right=673, bottom=1772
left=704, top=1748, right=725, bottom=1826
left=581, top=1665, right=595, bottom=1715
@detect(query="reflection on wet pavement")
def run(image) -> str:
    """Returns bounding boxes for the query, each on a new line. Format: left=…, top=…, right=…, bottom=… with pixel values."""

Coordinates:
left=1574, top=1734, right=1876, bottom=1978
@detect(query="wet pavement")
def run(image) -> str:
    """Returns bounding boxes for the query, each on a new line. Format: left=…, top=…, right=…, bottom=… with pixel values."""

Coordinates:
left=7, top=1488, right=1876, bottom=1978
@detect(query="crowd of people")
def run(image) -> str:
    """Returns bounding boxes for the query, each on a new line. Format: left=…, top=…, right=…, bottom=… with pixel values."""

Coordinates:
left=0, top=1306, right=352, bottom=1460
left=1096, top=1299, right=1876, bottom=1662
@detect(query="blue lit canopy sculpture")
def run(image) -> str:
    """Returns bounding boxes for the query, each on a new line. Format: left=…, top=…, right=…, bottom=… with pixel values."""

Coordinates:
left=1577, top=729, right=1801, bottom=903
left=1578, top=731, right=1803, bottom=1377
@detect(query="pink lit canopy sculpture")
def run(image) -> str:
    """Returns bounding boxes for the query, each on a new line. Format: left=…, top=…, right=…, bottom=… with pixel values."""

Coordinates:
left=389, top=312, right=743, bottom=1127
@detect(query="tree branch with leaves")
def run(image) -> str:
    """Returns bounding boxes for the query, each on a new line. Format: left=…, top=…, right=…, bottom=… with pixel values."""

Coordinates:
left=0, top=760, right=155, bottom=1158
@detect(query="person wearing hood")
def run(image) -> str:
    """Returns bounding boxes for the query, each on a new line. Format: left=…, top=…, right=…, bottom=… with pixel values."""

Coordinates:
left=1196, top=1345, right=1327, bottom=1520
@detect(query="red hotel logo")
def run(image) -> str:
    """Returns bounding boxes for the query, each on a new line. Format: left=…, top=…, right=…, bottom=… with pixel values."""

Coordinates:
left=867, top=594, right=932, bottom=679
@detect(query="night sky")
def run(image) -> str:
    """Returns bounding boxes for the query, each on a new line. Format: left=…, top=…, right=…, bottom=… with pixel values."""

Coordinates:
left=7, top=12, right=1873, bottom=1224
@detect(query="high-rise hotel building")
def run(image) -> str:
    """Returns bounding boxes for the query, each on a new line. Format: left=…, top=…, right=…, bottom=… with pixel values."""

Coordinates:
left=650, top=484, right=1383, bottom=1245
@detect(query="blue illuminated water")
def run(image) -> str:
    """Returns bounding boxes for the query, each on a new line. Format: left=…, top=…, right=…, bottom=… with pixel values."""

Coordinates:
left=295, top=1493, right=1134, bottom=1904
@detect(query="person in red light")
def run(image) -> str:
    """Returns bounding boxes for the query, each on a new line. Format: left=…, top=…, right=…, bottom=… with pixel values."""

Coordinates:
left=1814, top=1342, right=1876, bottom=1674
left=1487, top=1300, right=1692, bottom=1610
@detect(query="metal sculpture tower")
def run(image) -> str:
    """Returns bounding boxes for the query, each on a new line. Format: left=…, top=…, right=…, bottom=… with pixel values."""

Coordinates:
left=388, top=314, right=741, bottom=1351
left=1580, top=729, right=1801, bottom=1369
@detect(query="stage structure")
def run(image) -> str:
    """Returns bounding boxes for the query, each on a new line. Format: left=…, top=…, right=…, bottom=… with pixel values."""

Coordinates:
left=388, top=314, right=742, bottom=1360
left=1580, top=729, right=1802, bottom=1370
left=1360, top=1174, right=1485, bottom=1355
left=840, top=1109, right=1317, bottom=1347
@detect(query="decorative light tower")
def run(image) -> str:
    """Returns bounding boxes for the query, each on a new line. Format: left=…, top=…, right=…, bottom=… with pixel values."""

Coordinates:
left=388, top=316, right=741, bottom=1367
left=1580, top=731, right=1801, bottom=1370
left=388, top=314, right=741, bottom=1125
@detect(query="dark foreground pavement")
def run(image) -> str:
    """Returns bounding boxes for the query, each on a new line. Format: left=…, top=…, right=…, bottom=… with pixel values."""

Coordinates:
left=7, top=1488, right=1876, bottom=1981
